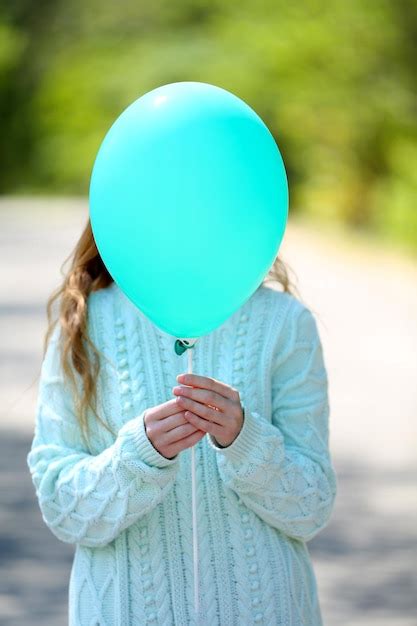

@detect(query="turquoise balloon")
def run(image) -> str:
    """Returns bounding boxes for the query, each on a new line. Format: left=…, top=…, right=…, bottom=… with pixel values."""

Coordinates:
left=89, top=81, right=288, bottom=339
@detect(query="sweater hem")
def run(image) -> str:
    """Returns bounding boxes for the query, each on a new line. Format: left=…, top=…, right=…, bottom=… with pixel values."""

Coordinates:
left=132, top=411, right=180, bottom=468
left=207, top=406, right=266, bottom=463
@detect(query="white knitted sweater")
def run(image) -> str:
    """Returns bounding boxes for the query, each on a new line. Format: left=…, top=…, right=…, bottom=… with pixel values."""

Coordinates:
left=27, top=281, right=337, bottom=625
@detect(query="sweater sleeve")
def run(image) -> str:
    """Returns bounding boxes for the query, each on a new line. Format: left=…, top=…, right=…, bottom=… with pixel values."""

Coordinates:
left=207, top=303, right=338, bottom=542
left=27, top=327, right=181, bottom=549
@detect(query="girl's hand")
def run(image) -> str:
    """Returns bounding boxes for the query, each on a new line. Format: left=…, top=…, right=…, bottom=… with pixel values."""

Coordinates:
left=143, top=399, right=206, bottom=459
left=172, top=373, right=244, bottom=448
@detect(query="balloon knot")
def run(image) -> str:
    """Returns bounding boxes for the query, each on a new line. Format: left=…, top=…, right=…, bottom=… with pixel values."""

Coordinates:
left=174, top=339, right=196, bottom=355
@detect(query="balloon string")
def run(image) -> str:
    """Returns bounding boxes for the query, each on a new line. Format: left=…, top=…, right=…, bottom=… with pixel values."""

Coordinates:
left=174, top=337, right=201, bottom=623
left=188, top=346, right=202, bottom=625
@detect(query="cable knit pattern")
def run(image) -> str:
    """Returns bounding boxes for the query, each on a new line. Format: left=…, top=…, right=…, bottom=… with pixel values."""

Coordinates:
left=27, top=282, right=337, bottom=625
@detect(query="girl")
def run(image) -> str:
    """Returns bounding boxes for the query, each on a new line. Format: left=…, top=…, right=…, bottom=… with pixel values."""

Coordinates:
left=27, top=218, right=337, bottom=625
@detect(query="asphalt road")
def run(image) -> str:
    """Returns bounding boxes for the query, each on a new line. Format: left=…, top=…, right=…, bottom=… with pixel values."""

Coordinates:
left=1, top=197, right=416, bottom=625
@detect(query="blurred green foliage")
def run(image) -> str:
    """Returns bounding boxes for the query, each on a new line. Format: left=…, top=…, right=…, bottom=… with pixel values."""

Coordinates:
left=1, top=0, right=416, bottom=252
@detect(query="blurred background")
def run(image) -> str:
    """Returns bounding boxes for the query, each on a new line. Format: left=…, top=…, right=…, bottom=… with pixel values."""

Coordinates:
left=0, top=1, right=416, bottom=624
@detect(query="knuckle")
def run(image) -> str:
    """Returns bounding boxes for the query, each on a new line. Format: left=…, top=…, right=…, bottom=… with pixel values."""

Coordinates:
left=146, top=424, right=155, bottom=438
left=203, top=392, right=214, bottom=405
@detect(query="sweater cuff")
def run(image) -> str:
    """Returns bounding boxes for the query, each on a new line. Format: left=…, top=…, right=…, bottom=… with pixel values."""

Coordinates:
left=131, top=411, right=180, bottom=468
left=207, top=406, right=263, bottom=463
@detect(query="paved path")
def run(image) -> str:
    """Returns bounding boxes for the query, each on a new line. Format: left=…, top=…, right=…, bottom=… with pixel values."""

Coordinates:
left=1, top=198, right=416, bottom=625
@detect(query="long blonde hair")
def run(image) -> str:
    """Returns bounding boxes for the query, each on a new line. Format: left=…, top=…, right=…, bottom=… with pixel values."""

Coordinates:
left=44, top=218, right=301, bottom=441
